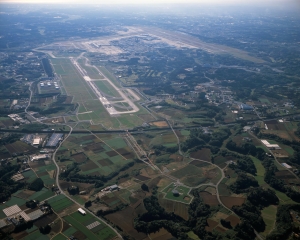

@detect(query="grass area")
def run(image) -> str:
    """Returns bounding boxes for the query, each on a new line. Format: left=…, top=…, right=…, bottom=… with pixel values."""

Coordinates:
left=162, top=183, right=192, bottom=203
left=99, top=66, right=120, bottom=87
left=261, top=205, right=277, bottom=237
left=93, top=80, right=121, bottom=98
left=250, top=156, right=266, bottom=186
left=181, top=130, right=190, bottom=136
left=282, top=145, right=294, bottom=155
left=259, top=98, right=271, bottom=104
left=187, top=231, right=200, bottom=240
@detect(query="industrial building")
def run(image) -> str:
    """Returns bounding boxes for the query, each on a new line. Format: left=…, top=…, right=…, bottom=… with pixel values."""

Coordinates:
left=240, top=103, right=253, bottom=110
left=45, top=133, right=63, bottom=148
left=33, top=137, right=41, bottom=146
left=282, top=163, right=292, bottom=169
left=31, top=154, right=49, bottom=161
left=109, top=184, right=119, bottom=191
left=78, top=208, right=86, bottom=215
left=261, top=140, right=281, bottom=150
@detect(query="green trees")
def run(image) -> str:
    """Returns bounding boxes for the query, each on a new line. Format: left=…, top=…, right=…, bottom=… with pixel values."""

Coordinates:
left=0, top=163, right=25, bottom=201
left=229, top=173, right=258, bottom=193
left=247, top=187, right=279, bottom=208
left=229, top=156, right=257, bottom=175
left=181, top=127, right=231, bottom=152
left=28, top=178, right=44, bottom=191
left=141, top=183, right=149, bottom=192
left=232, top=201, right=266, bottom=232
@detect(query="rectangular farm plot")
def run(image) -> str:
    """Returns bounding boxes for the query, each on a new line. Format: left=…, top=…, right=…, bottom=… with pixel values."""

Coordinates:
left=48, top=195, right=74, bottom=212
left=190, top=148, right=212, bottom=162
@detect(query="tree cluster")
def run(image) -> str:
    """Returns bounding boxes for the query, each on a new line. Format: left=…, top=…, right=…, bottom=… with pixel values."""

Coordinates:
left=229, top=172, right=258, bottom=194
left=0, top=163, right=25, bottom=202
left=28, top=178, right=44, bottom=192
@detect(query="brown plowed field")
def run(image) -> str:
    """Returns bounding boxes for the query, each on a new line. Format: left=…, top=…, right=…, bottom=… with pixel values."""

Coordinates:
left=159, top=198, right=189, bottom=220
left=71, top=152, right=87, bottom=163
left=205, top=219, right=218, bottom=232
left=189, top=160, right=210, bottom=168
left=83, top=142, right=104, bottom=152
left=150, top=121, right=168, bottom=127
left=199, top=192, right=219, bottom=206
left=106, top=206, right=147, bottom=240
left=149, top=228, right=174, bottom=240
left=220, top=196, right=246, bottom=209
left=79, top=160, right=98, bottom=171
left=190, top=148, right=211, bottom=161
left=215, top=226, right=226, bottom=232
left=98, top=158, right=113, bottom=166
left=225, top=215, right=240, bottom=227
left=275, top=170, right=296, bottom=179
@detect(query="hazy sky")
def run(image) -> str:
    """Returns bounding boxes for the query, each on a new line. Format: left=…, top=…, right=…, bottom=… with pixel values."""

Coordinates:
left=0, top=0, right=298, bottom=5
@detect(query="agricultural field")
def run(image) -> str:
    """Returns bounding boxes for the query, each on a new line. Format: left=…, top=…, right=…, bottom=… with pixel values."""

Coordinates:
left=0, top=116, right=15, bottom=128
left=63, top=211, right=117, bottom=240
left=106, top=206, right=147, bottom=240
left=56, top=133, right=135, bottom=176
left=5, top=141, right=38, bottom=156
left=170, top=162, right=222, bottom=187
left=261, top=120, right=300, bottom=141
left=199, top=191, right=219, bottom=206
left=29, top=160, right=57, bottom=187
left=158, top=197, right=190, bottom=220
left=149, top=131, right=178, bottom=148
left=190, top=148, right=212, bottom=162
left=48, top=195, right=75, bottom=213
left=219, top=196, right=246, bottom=209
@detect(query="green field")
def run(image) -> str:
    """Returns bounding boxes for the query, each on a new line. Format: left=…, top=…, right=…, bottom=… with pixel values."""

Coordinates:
left=23, top=230, right=50, bottom=240
left=78, top=60, right=104, bottom=79
left=261, top=205, right=277, bottom=237
left=187, top=231, right=201, bottom=240
left=250, top=156, right=266, bottom=185
left=64, top=211, right=117, bottom=240
left=93, top=80, right=121, bottom=98
left=52, top=233, right=67, bottom=240
left=162, top=183, right=192, bottom=203
left=48, top=195, right=74, bottom=212
left=28, top=188, right=54, bottom=202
